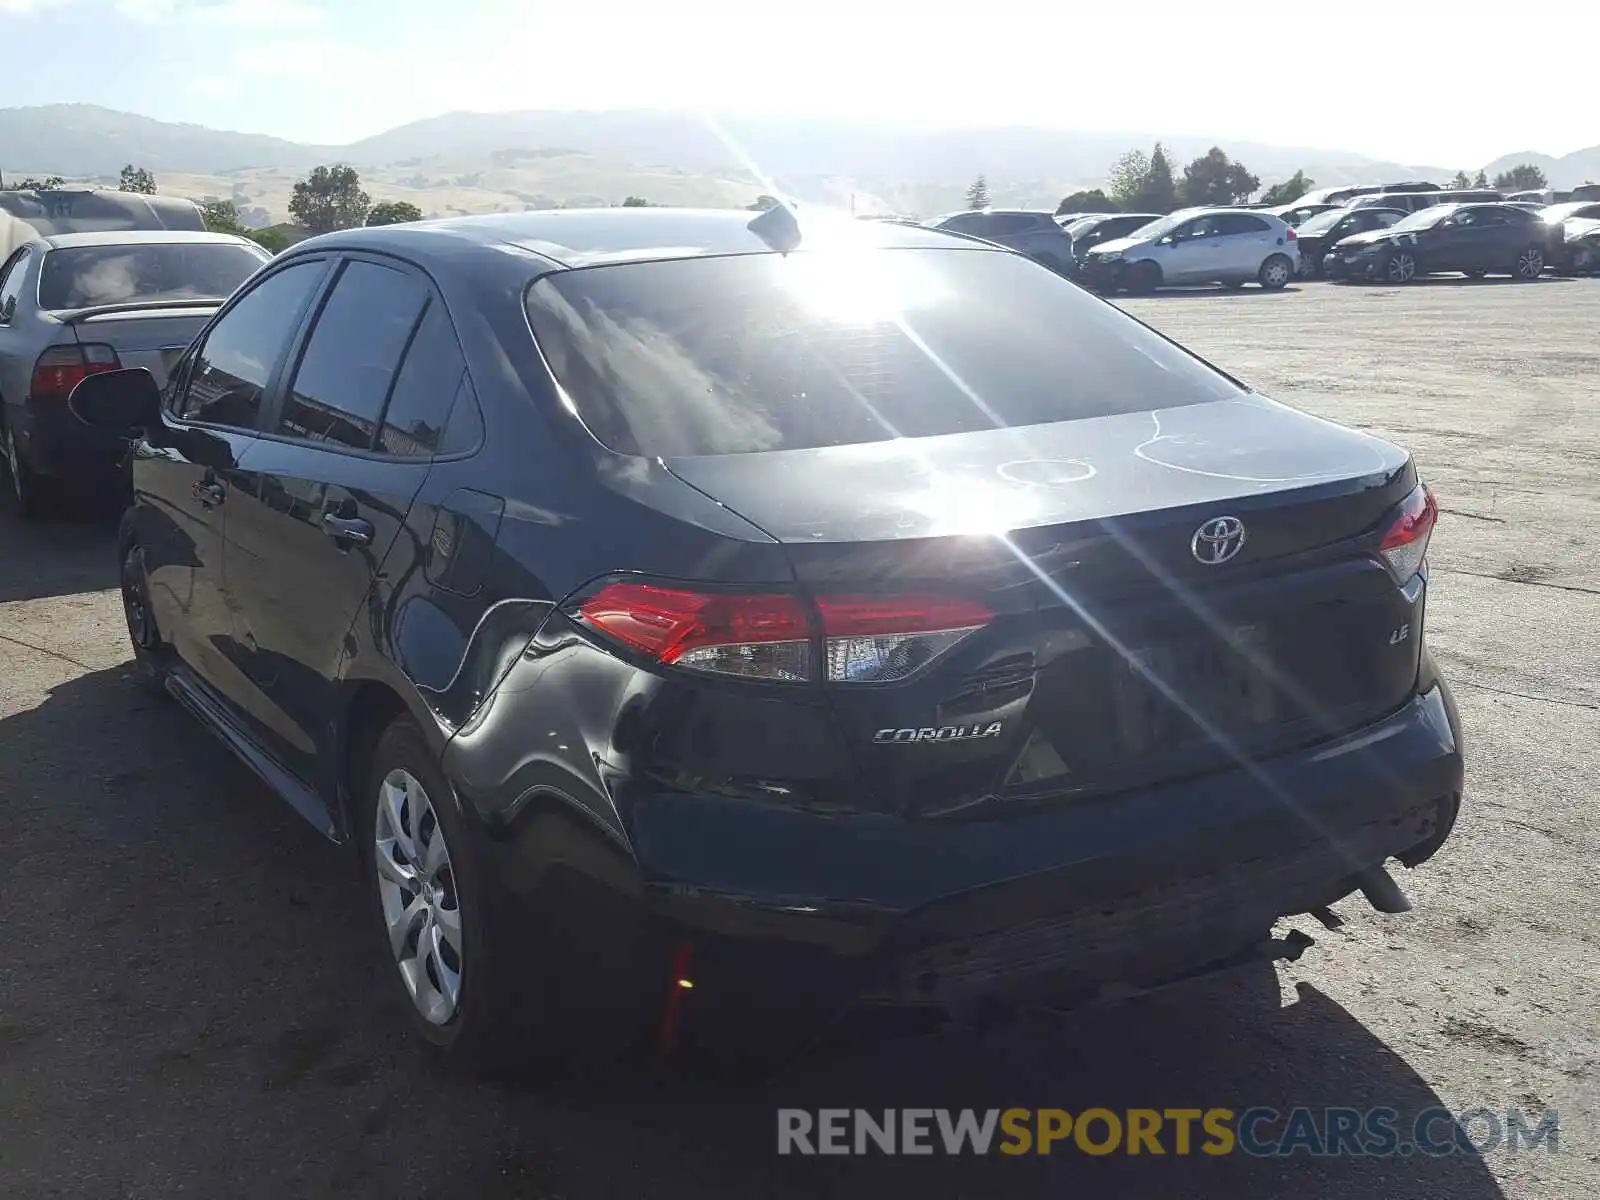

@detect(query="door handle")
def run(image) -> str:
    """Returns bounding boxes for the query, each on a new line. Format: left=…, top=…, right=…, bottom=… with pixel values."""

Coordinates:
left=192, top=480, right=225, bottom=508
left=321, top=512, right=374, bottom=546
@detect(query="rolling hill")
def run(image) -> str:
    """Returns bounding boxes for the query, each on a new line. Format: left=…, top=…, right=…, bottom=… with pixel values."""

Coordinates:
left=2, top=103, right=1591, bottom=225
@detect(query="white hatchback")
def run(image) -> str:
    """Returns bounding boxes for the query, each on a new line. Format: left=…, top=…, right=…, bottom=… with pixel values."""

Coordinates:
left=1080, top=208, right=1301, bottom=293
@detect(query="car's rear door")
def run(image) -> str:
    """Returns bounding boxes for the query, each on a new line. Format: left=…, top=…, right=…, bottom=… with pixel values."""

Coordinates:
left=220, top=254, right=436, bottom=781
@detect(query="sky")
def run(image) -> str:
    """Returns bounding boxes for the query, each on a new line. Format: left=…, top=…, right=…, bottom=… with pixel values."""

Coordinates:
left=0, top=0, right=1594, bottom=166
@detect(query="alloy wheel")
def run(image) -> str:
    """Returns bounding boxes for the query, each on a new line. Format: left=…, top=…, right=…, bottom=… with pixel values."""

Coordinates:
left=375, top=768, right=464, bottom=1026
left=121, top=547, right=155, bottom=649
left=1262, top=259, right=1291, bottom=288
left=1516, top=248, right=1544, bottom=279
left=1387, top=253, right=1416, bottom=284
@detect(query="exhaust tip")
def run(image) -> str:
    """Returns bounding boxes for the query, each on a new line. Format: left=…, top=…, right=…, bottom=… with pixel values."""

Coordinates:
left=1355, top=865, right=1413, bottom=914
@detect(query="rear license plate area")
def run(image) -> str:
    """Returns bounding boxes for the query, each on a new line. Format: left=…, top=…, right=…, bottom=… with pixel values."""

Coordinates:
left=1112, top=625, right=1279, bottom=750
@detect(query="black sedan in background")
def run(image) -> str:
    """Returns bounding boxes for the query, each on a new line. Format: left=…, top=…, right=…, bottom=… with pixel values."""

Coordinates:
left=1292, top=207, right=1407, bottom=277
left=1062, top=212, right=1160, bottom=268
left=1328, top=203, right=1549, bottom=283
left=70, top=207, right=1463, bottom=1069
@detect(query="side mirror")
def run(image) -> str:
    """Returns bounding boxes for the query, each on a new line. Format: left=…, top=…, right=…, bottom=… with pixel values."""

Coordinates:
left=68, top=367, right=162, bottom=432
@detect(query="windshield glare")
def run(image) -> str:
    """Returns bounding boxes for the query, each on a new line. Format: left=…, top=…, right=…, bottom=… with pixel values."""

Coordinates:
left=1388, top=206, right=1455, bottom=234
left=1297, top=209, right=1348, bottom=234
left=38, top=242, right=267, bottom=309
left=524, top=247, right=1241, bottom=458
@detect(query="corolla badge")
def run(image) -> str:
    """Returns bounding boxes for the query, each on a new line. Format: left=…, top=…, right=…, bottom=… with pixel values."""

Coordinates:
left=1191, top=515, right=1248, bottom=565
left=873, top=723, right=1004, bottom=745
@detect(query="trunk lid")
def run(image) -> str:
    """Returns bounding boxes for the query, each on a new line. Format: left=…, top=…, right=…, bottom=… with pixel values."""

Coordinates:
left=665, top=399, right=1424, bottom=816
left=58, top=303, right=215, bottom=386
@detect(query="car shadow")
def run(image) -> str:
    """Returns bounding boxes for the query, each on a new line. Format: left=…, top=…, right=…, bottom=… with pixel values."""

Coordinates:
left=1334, top=275, right=1575, bottom=288
left=1140, top=285, right=1305, bottom=300
left=0, top=503, right=119, bottom=603
left=1, top=663, right=1512, bottom=1200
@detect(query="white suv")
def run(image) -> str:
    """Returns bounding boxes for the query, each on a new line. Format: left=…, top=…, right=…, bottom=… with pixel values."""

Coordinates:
left=1079, top=208, right=1300, bottom=293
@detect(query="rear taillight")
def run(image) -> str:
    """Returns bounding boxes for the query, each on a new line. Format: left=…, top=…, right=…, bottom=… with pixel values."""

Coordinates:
left=1378, top=484, right=1438, bottom=582
left=1287, top=228, right=1297, bottom=240
left=30, top=343, right=120, bottom=401
left=817, top=594, right=993, bottom=683
left=576, top=583, right=813, bottom=682
left=573, top=581, right=992, bottom=684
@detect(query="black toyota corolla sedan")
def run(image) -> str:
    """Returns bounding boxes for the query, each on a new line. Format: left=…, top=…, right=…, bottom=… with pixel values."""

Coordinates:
left=70, top=207, right=1464, bottom=1067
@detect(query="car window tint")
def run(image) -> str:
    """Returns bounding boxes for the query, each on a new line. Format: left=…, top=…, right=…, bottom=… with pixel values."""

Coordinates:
left=378, top=300, right=466, bottom=457
left=1217, top=214, right=1270, bottom=235
left=277, top=259, right=427, bottom=450
left=1184, top=216, right=1223, bottom=238
left=37, top=242, right=265, bottom=310
left=524, top=247, right=1243, bottom=458
left=437, top=376, right=484, bottom=455
left=0, top=247, right=31, bottom=321
left=180, top=260, right=325, bottom=428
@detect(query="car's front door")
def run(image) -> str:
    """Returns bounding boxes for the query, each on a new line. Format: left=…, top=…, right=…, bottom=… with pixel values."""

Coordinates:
left=140, top=257, right=330, bottom=705
left=1155, top=216, right=1225, bottom=283
left=221, top=255, right=439, bottom=781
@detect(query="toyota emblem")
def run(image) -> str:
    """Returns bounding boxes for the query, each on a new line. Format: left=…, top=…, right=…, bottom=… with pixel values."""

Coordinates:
left=1191, top=515, right=1248, bottom=565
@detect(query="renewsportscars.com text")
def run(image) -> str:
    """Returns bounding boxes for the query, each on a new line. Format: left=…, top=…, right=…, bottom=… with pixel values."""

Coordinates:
left=776, top=1106, right=1560, bottom=1158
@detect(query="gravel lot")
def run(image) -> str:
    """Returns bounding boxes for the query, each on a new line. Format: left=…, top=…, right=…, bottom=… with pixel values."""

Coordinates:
left=3, top=276, right=1597, bottom=1199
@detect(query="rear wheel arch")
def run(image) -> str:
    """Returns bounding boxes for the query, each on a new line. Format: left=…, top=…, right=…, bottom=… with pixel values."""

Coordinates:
left=338, top=679, right=412, bottom=842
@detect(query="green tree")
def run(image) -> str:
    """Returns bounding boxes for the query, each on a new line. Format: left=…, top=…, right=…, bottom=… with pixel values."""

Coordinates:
left=1107, top=148, right=1151, bottom=207
left=1472, top=170, right=1489, bottom=189
left=964, top=174, right=990, bottom=210
left=1181, top=146, right=1260, bottom=207
left=118, top=164, right=156, bottom=194
left=247, top=227, right=293, bottom=254
left=288, top=164, right=370, bottom=235
left=1132, top=143, right=1180, bottom=213
left=1493, top=163, right=1548, bottom=192
left=16, top=175, right=65, bottom=190
left=1056, top=189, right=1119, bottom=214
left=1258, top=170, right=1315, bottom=206
left=1449, top=170, right=1474, bottom=190
left=620, top=195, right=651, bottom=207
left=366, top=200, right=423, bottom=226
left=200, top=199, right=248, bottom=235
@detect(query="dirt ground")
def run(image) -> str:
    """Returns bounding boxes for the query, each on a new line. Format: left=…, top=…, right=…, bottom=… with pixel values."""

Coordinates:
left=2, top=275, right=1596, bottom=1199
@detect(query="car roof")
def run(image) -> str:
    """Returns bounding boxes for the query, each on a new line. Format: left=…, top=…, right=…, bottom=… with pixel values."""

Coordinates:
left=40, top=230, right=259, bottom=250
left=299, top=207, right=983, bottom=270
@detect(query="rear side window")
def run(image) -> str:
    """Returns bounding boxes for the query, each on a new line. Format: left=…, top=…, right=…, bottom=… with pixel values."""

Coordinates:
left=378, top=301, right=467, bottom=457
left=38, top=242, right=265, bottom=309
left=1216, top=214, right=1271, bottom=235
left=525, top=247, right=1241, bottom=458
left=277, top=260, right=427, bottom=450
left=180, top=260, right=325, bottom=428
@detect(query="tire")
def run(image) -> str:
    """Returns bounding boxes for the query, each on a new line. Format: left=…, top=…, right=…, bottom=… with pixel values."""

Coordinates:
left=1384, top=251, right=1417, bottom=284
left=1512, top=246, right=1544, bottom=280
left=1302, top=255, right=1323, bottom=279
left=1126, top=260, right=1162, bottom=294
left=1257, top=255, right=1294, bottom=289
left=2, top=413, right=48, bottom=521
left=360, top=717, right=653, bottom=1073
left=1571, top=244, right=1595, bottom=274
left=120, top=538, right=170, bottom=698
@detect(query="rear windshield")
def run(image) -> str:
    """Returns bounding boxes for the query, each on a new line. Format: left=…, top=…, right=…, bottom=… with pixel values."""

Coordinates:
left=38, top=242, right=265, bottom=310
left=524, top=248, right=1241, bottom=457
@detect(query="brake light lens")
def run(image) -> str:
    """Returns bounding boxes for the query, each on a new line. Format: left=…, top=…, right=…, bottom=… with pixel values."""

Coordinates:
left=817, top=594, right=993, bottom=683
left=576, top=582, right=812, bottom=682
left=573, top=583, right=993, bottom=684
left=31, top=343, right=120, bottom=401
left=1378, top=484, right=1438, bottom=582
left=1287, top=228, right=1297, bottom=240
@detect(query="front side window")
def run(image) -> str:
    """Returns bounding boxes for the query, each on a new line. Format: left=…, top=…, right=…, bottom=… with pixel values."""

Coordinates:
left=525, top=247, right=1242, bottom=459
left=276, top=260, right=427, bottom=450
left=179, top=260, right=326, bottom=429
